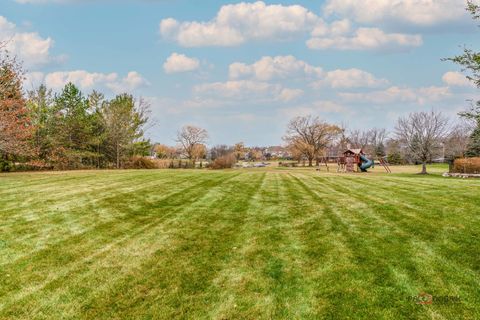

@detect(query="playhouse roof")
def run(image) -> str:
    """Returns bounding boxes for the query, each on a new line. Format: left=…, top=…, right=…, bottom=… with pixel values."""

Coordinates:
left=344, top=148, right=363, bottom=155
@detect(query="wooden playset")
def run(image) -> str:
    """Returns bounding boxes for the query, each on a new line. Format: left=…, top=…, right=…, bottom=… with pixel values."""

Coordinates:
left=335, top=148, right=391, bottom=173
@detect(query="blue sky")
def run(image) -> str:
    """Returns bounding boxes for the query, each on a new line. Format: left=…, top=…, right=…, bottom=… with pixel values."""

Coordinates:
left=1, top=0, right=479, bottom=146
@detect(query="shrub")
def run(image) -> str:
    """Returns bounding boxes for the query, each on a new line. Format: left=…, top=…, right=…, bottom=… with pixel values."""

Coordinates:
left=0, top=159, right=13, bottom=172
left=278, top=161, right=297, bottom=167
left=452, top=157, right=480, bottom=174
left=387, top=152, right=404, bottom=165
left=167, top=159, right=195, bottom=169
left=125, top=156, right=157, bottom=169
left=15, top=160, right=53, bottom=172
left=210, top=154, right=236, bottom=170
left=152, top=159, right=172, bottom=169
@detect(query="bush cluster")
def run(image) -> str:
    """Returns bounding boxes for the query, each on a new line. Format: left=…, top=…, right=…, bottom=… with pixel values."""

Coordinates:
left=124, top=156, right=157, bottom=169
left=210, top=154, right=236, bottom=170
left=453, top=157, right=480, bottom=174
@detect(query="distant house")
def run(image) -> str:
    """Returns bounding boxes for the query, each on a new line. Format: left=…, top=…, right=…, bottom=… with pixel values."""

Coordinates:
left=263, top=146, right=292, bottom=159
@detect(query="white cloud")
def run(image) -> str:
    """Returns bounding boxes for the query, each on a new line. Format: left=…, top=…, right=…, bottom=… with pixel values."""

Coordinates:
left=24, top=70, right=149, bottom=94
left=311, top=18, right=351, bottom=37
left=23, top=71, right=45, bottom=90
left=194, top=79, right=303, bottom=103
left=442, top=71, right=474, bottom=87
left=228, top=62, right=253, bottom=80
left=145, top=96, right=232, bottom=115
left=159, top=1, right=319, bottom=47
left=278, top=88, right=304, bottom=102
left=0, top=16, right=54, bottom=68
left=229, top=55, right=387, bottom=89
left=163, top=53, right=200, bottom=74
left=194, top=80, right=281, bottom=99
left=229, top=55, right=322, bottom=81
left=323, top=0, right=467, bottom=27
left=44, top=71, right=116, bottom=90
left=281, top=100, right=347, bottom=118
left=339, top=86, right=451, bottom=105
left=314, top=68, right=389, bottom=88
left=307, top=27, right=422, bottom=51
left=106, top=71, right=150, bottom=94
left=159, top=1, right=426, bottom=52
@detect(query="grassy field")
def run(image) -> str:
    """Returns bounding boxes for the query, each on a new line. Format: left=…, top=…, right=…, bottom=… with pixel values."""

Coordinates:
left=0, top=166, right=479, bottom=319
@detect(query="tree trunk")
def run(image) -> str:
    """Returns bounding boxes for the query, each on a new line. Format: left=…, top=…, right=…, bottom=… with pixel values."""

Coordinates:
left=421, top=161, right=427, bottom=174
left=97, top=143, right=101, bottom=169
left=308, top=158, right=313, bottom=167
left=116, top=144, right=120, bottom=169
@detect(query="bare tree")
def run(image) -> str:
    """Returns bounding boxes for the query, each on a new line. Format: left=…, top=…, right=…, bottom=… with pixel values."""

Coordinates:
left=176, top=125, right=208, bottom=164
left=233, top=142, right=246, bottom=161
left=153, top=144, right=178, bottom=159
left=247, top=147, right=263, bottom=162
left=191, top=143, right=207, bottom=163
left=284, top=115, right=341, bottom=167
left=369, top=128, right=387, bottom=147
left=338, top=122, right=350, bottom=151
left=348, top=129, right=370, bottom=150
left=369, top=128, right=388, bottom=156
left=395, top=111, right=449, bottom=174
left=444, top=121, right=472, bottom=159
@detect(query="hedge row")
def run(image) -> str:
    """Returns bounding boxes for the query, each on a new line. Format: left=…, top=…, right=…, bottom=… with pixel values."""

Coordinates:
left=453, top=157, right=480, bottom=174
left=129, top=158, right=209, bottom=169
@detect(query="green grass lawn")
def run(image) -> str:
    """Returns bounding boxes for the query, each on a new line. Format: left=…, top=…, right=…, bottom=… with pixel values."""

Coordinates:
left=0, top=167, right=479, bottom=319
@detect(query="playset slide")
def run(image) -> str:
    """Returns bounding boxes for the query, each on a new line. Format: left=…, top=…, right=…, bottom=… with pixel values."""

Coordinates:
left=359, top=154, right=374, bottom=172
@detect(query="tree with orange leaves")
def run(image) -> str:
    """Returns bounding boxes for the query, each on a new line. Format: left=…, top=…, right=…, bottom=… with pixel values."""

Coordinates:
left=0, top=48, right=33, bottom=169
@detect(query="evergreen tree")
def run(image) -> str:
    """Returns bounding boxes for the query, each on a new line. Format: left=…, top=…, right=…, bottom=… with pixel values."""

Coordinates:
left=27, top=84, right=54, bottom=161
left=102, top=94, right=149, bottom=168
left=49, top=83, right=99, bottom=168
left=462, top=101, right=480, bottom=157
left=375, top=142, right=386, bottom=157
left=447, top=1, right=480, bottom=157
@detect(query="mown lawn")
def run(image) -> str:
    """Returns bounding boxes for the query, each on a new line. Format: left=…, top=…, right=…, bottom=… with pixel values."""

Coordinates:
left=0, top=167, right=479, bottom=319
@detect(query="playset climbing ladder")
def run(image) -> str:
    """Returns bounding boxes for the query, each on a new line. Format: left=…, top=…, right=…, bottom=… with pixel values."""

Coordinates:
left=378, top=158, right=392, bottom=173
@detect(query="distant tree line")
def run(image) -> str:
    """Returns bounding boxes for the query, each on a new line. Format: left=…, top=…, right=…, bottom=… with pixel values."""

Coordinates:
left=1, top=48, right=477, bottom=174
left=1, top=1, right=479, bottom=173
left=0, top=46, right=151, bottom=171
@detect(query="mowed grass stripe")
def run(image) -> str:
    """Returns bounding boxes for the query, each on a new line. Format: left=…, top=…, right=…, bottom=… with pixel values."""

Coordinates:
left=0, top=172, right=221, bottom=265
left=324, top=174, right=480, bottom=316
left=0, top=171, right=241, bottom=315
left=208, top=173, right=314, bottom=319
left=337, top=174, right=480, bottom=214
left=73, top=172, right=266, bottom=319
left=297, top=173, right=452, bottom=319
left=310, top=174, right=478, bottom=272
left=315, top=174, right=480, bottom=277
left=0, top=171, right=189, bottom=230
left=0, top=169, right=479, bottom=319
left=276, top=172, right=349, bottom=318
left=293, top=172, right=479, bottom=319
left=313, top=174, right=478, bottom=242
left=0, top=170, right=193, bottom=212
